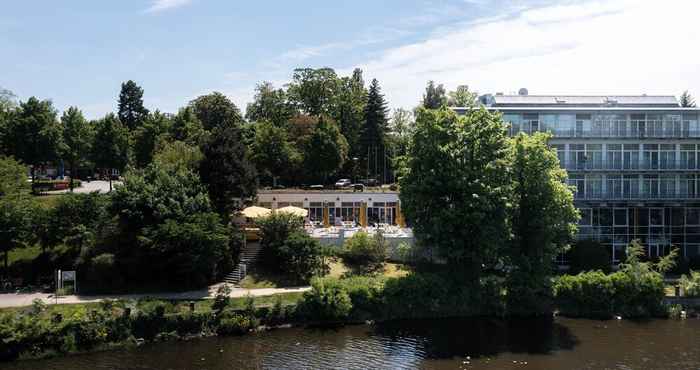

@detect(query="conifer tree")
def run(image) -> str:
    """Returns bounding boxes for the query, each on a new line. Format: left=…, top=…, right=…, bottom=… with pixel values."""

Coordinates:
left=118, top=80, right=149, bottom=130
left=360, top=79, right=389, bottom=183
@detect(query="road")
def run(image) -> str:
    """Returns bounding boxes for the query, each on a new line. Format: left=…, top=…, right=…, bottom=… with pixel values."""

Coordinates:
left=0, top=284, right=310, bottom=309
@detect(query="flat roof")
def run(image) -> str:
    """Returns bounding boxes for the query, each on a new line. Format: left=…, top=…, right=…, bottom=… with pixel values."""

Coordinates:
left=491, top=95, right=679, bottom=107
left=452, top=107, right=700, bottom=113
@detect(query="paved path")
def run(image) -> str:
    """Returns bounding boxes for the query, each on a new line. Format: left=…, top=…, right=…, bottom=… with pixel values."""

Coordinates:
left=44, top=180, right=122, bottom=195
left=0, top=284, right=310, bottom=309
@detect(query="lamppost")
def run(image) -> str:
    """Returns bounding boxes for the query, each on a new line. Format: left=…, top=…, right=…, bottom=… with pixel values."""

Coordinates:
left=352, top=157, right=359, bottom=184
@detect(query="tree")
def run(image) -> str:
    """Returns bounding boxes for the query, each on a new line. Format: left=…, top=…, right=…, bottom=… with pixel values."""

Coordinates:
left=341, top=231, right=388, bottom=275
left=250, top=121, right=301, bottom=187
left=447, top=85, right=477, bottom=107
left=132, top=111, right=170, bottom=168
left=506, top=132, right=579, bottom=315
left=199, top=125, right=258, bottom=218
left=334, top=69, right=367, bottom=158
left=387, top=108, right=414, bottom=160
left=0, top=156, right=28, bottom=196
left=59, top=107, right=93, bottom=191
left=0, top=193, right=34, bottom=275
left=304, top=116, right=348, bottom=183
left=190, top=92, right=243, bottom=131
left=117, top=80, right=149, bottom=130
left=5, top=97, right=62, bottom=180
left=422, top=80, right=447, bottom=109
left=287, top=68, right=340, bottom=116
left=153, top=140, right=203, bottom=173
left=680, top=90, right=696, bottom=108
left=399, top=107, right=510, bottom=284
left=170, top=106, right=207, bottom=145
left=360, top=79, right=389, bottom=183
left=245, top=82, right=296, bottom=127
left=91, top=113, right=129, bottom=191
left=568, top=239, right=612, bottom=274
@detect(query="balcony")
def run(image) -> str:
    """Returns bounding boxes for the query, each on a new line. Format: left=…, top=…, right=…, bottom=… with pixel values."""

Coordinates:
left=562, top=160, right=699, bottom=172
left=573, top=190, right=698, bottom=201
left=514, top=121, right=700, bottom=139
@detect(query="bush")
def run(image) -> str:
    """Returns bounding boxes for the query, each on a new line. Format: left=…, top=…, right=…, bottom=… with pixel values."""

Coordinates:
left=567, top=240, right=611, bottom=274
left=257, top=213, right=328, bottom=282
left=553, top=269, right=666, bottom=318
left=298, top=278, right=353, bottom=322
left=216, top=314, right=253, bottom=336
left=212, top=284, right=232, bottom=312
left=341, top=231, right=387, bottom=275
left=679, top=270, right=700, bottom=297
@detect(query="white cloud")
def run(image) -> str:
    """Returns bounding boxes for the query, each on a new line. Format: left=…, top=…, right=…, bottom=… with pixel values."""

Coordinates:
left=349, top=0, right=700, bottom=109
left=144, top=0, right=192, bottom=14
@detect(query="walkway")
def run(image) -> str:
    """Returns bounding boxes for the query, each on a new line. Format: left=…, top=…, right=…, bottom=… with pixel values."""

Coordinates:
left=0, top=284, right=310, bottom=309
left=44, top=180, right=122, bottom=195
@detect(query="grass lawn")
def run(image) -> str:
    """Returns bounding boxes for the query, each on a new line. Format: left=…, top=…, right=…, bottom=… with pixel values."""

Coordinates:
left=33, top=194, right=63, bottom=209
left=240, top=259, right=412, bottom=289
left=0, top=292, right=305, bottom=316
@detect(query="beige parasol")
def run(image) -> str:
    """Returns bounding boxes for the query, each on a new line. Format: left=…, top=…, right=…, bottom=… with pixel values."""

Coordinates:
left=240, top=205, right=272, bottom=218
left=276, top=205, right=309, bottom=217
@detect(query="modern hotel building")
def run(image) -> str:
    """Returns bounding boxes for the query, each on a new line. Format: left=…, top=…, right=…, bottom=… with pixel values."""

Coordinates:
left=456, top=92, right=700, bottom=264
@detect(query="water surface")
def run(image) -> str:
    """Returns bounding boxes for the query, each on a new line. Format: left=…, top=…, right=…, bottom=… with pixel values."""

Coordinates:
left=3, top=317, right=699, bottom=370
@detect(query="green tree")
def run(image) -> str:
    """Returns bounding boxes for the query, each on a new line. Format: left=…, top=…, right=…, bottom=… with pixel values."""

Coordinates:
left=59, top=107, right=93, bottom=191
left=287, top=68, right=340, bottom=116
left=447, top=85, right=477, bottom=107
left=0, top=88, right=18, bottom=156
left=117, top=80, right=149, bottom=130
left=153, top=140, right=203, bottom=172
left=190, top=92, right=243, bottom=131
left=6, top=97, right=62, bottom=180
left=334, top=69, right=367, bottom=158
left=399, top=107, right=510, bottom=284
left=680, top=90, right=696, bottom=108
left=198, top=125, right=258, bottom=218
left=422, top=80, right=447, bottom=109
left=360, top=79, right=389, bottom=183
left=170, top=106, right=207, bottom=145
left=245, top=82, right=296, bottom=127
left=0, top=192, right=35, bottom=275
left=568, top=239, right=612, bottom=274
left=250, top=121, right=301, bottom=187
left=386, top=108, right=414, bottom=160
left=304, top=116, right=348, bottom=183
left=132, top=111, right=171, bottom=168
left=506, top=132, right=579, bottom=315
left=0, top=156, right=28, bottom=196
left=91, top=113, right=129, bottom=191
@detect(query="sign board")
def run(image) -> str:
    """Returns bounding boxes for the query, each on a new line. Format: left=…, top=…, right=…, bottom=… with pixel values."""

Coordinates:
left=61, top=271, right=76, bottom=281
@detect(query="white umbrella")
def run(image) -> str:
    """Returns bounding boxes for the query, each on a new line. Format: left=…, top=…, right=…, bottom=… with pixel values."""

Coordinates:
left=276, top=205, right=309, bottom=217
left=240, top=205, right=271, bottom=218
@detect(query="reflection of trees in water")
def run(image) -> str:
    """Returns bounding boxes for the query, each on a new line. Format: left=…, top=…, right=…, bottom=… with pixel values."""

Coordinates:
left=373, top=317, right=579, bottom=360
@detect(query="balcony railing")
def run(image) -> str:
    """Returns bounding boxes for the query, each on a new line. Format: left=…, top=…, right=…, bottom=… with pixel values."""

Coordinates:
left=511, top=123, right=700, bottom=139
left=573, top=190, right=698, bottom=201
left=562, top=160, right=699, bottom=171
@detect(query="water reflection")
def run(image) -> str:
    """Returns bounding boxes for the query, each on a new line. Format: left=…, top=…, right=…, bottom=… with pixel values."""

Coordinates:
left=374, top=317, right=578, bottom=359
left=3, top=317, right=700, bottom=370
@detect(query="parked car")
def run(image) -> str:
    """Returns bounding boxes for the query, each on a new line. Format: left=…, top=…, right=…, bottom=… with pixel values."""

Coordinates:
left=335, top=179, right=352, bottom=188
left=359, top=178, right=379, bottom=187
left=352, top=183, right=365, bottom=192
left=309, top=184, right=324, bottom=190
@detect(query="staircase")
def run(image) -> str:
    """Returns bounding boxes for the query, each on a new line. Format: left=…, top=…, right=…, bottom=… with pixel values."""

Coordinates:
left=224, top=242, right=262, bottom=285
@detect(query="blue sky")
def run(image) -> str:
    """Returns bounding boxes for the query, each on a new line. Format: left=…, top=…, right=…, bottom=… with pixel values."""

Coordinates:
left=1, top=0, right=698, bottom=118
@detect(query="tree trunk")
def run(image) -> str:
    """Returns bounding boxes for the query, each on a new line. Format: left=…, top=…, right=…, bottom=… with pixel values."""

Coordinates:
left=109, top=175, right=113, bottom=192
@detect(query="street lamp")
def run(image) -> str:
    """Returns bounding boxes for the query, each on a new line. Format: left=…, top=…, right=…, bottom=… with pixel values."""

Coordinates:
left=352, top=157, right=359, bottom=184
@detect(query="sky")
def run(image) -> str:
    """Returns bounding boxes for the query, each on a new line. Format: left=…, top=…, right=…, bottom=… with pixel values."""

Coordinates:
left=1, top=0, right=699, bottom=119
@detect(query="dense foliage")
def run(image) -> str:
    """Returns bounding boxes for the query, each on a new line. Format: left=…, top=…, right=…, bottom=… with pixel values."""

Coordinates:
left=341, top=231, right=388, bottom=275
left=567, top=239, right=612, bottom=274
left=256, top=213, right=329, bottom=283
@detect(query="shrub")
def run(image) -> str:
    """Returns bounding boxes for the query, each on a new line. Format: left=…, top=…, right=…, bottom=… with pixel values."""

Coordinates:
left=341, top=231, right=387, bottom=275
left=217, top=314, right=253, bottom=336
left=567, top=240, right=611, bottom=274
left=212, top=284, right=232, bottom=312
left=299, top=278, right=353, bottom=322
left=679, top=270, right=700, bottom=297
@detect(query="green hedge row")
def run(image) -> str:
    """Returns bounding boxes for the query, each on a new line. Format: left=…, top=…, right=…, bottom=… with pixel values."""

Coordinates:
left=553, top=270, right=666, bottom=319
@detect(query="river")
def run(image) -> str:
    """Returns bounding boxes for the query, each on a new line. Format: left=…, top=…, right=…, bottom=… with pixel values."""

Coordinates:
left=3, top=317, right=699, bottom=370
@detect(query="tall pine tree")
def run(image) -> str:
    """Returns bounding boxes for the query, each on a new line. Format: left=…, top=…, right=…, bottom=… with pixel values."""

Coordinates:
left=422, top=80, right=447, bottom=109
left=360, top=79, right=389, bottom=184
left=118, top=80, right=149, bottom=130
left=334, top=68, right=367, bottom=161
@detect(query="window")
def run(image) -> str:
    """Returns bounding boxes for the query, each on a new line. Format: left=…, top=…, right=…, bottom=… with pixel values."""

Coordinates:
left=586, top=144, right=603, bottom=169
left=643, top=175, right=659, bottom=198
left=575, top=114, right=591, bottom=137
left=623, top=175, right=640, bottom=199
left=643, top=144, right=659, bottom=169
left=570, top=144, right=586, bottom=170
left=503, top=114, right=521, bottom=135
left=552, top=144, right=565, bottom=167
left=660, top=144, right=676, bottom=169
left=686, top=208, right=700, bottom=226
left=623, top=144, right=640, bottom=170
left=650, top=208, right=664, bottom=226
left=682, top=113, right=698, bottom=137
left=680, top=175, right=696, bottom=198
left=664, top=114, right=681, bottom=137
left=586, top=175, right=602, bottom=199
left=579, top=208, right=593, bottom=226
left=569, top=174, right=585, bottom=198
left=647, top=114, right=663, bottom=137
left=660, top=175, right=676, bottom=198
left=558, top=114, right=575, bottom=137
left=524, top=113, right=539, bottom=133
left=607, top=175, right=622, bottom=199
left=614, top=208, right=628, bottom=226
left=680, top=144, right=696, bottom=169
left=607, top=144, right=622, bottom=170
